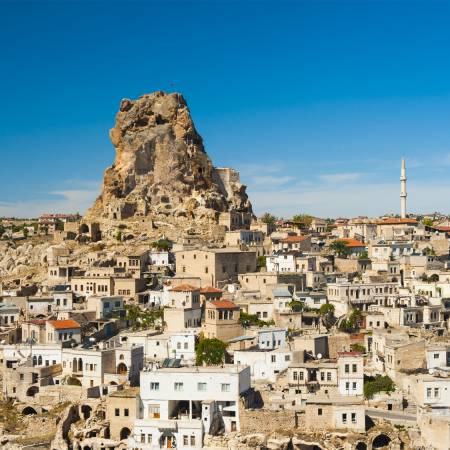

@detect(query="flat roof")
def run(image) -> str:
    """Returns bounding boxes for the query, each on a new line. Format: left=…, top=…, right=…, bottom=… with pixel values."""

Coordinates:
left=147, top=364, right=248, bottom=374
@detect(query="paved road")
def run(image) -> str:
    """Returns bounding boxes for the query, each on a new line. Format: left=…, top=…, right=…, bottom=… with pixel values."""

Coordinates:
left=367, top=407, right=417, bottom=422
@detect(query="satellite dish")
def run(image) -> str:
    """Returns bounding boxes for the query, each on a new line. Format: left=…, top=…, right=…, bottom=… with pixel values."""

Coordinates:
left=317, top=353, right=323, bottom=359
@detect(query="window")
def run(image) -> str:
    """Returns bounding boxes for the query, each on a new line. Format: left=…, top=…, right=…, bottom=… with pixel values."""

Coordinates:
left=346, top=382, right=350, bottom=390
left=352, top=382, right=357, bottom=390
left=141, top=434, right=145, bottom=443
left=434, top=353, right=439, bottom=359
left=150, top=382, right=159, bottom=391
left=434, top=387, right=439, bottom=398
left=183, top=436, right=189, bottom=446
left=271, top=355, right=276, bottom=363
left=427, top=387, right=432, bottom=398
left=320, top=372, right=325, bottom=381
left=284, top=355, right=290, bottom=361
left=352, top=363, right=357, bottom=373
left=149, top=404, right=160, bottom=418
left=344, top=364, right=349, bottom=373
left=318, top=408, right=322, bottom=416
left=115, top=408, right=120, bottom=416
left=299, top=371, right=304, bottom=380
left=198, top=382, right=207, bottom=391
left=342, top=413, right=347, bottom=423
left=174, top=382, right=183, bottom=391
left=124, top=408, right=129, bottom=416
left=190, top=436, right=195, bottom=446
left=148, top=435, right=152, bottom=444
left=221, top=383, right=230, bottom=392
left=327, top=372, right=331, bottom=381
left=351, top=412, right=356, bottom=423
left=293, top=371, right=298, bottom=381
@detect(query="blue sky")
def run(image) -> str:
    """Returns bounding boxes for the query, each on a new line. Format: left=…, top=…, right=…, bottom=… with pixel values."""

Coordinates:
left=2, top=1, right=450, bottom=218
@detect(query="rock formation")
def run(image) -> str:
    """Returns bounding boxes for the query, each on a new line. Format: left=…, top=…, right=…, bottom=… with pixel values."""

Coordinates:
left=85, top=91, right=252, bottom=239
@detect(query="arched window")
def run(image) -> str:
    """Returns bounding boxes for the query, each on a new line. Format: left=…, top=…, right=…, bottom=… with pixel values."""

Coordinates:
left=37, top=355, right=42, bottom=365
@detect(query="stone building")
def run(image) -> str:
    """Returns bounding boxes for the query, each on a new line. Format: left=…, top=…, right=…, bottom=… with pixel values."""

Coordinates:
left=176, top=248, right=257, bottom=287
left=202, top=300, right=243, bottom=341
left=163, top=284, right=202, bottom=332
left=105, top=387, right=140, bottom=441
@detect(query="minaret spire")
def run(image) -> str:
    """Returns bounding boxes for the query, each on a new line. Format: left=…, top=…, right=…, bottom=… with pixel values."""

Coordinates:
left=400, top=158, right=407, bottom=218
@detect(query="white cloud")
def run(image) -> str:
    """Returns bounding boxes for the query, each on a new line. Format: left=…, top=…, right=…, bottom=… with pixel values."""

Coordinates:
left=318, top=172, right=362, bottom=183
left=0, top=186, right=100, bottom=218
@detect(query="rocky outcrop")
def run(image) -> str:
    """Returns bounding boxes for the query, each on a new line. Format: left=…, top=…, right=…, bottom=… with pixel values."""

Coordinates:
left=85, top=91, right=252, bottom=239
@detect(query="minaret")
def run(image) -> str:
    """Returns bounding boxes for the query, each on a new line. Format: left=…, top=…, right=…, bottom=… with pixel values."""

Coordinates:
left=400, top=158, right=407, bottom=218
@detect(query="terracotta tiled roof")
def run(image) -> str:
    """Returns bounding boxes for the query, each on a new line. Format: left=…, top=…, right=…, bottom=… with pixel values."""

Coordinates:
left=209, top=300, right=239, bottom=309
left=334, top=238, right=366, bottom=248
left=27, top=320, right=46, bottom=326
left=170, top=283, right=199, bottom=292
left=377, top=218, right=418, bottom=225
left=281, top=235, right=309, bottom=243
left=47, top=319, right=81, bottom=330
left=434, top=226, right=450, bottom=232
left=200, top=286, right=222, bottom=294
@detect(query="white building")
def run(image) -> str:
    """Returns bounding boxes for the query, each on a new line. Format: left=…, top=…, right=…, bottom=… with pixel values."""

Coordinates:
left=234, top=347, right=292, bottom=383
left=149, top=251, right=170, bottom=267
left=131, top=365, right=251, bottom=449
left=52, top=291, right=74, bottom=313
left=61, top=343, right=143, bottom=388
left=0, top=343, right=62, bottom=368
left=87, top=295, right=124, bottom=319
left=426, top=345, right=450, bottom=370
left=257, top=328, right=287, bottom=350
left=120, top=330, right=197, bottom=364
left=337, top=352, right=364, bottom=397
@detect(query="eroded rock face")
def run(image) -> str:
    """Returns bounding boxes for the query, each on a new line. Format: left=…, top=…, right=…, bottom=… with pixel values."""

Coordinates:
left=86, top=91, right=252, bottom=234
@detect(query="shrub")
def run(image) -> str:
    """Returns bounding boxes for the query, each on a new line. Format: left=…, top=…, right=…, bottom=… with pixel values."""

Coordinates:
left=364, top=375, right=395, bottom=399
left=195, top=338, right=227, bottom=365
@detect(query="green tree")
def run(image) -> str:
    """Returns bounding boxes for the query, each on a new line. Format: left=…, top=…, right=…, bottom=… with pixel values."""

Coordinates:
left=257, top=255, right=267, bottom=269
left=428, top=273, right=439, bottom=282
left=260, top=212, right=277, bottom=225
left=152, top=239, right=171, bottom=251
left=319, top=303, right=335, bottom=330
left=239, top=311, right=273, bottom=327
left=55, top=219, right=65, bottom=231
left=358, top=251, right=369, bottom=260
left=364, top=375, right=395, bottom=399
left=292, top=214, right=314, bottom=227
left=116, top=230, right=122, bottom=241
left=350, top=343, right=366, bottom=353
left=319, top=303, right=335, bottom=316
left=329, top=240, right=351, bottom=258
left=195, top=338, right=227, bottom=365
left=289, top=300, right=304, bottom=312
left=422, top=218, right=434, bottom=227
left=339, top=309, right=362, bottom=333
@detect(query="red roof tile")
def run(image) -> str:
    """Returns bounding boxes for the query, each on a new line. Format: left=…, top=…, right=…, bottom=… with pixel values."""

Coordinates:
left=47, top=319, right=81, bottom=330
left=170, top=283, right=199, bottom=292
left=434, top=226, right=450, bottom=232
left=200, top=286, right=223, bottom=294
left=209, top=300, right=239, bottom=309
left=377, top=218, right=418, bottom=225
left=281, top=235, right=310, bottom=243
left=334, top=238, right=366, bottom=248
